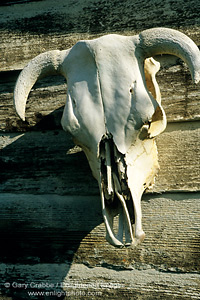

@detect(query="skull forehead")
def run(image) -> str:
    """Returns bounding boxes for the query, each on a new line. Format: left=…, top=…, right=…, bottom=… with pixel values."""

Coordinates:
left=63, top=35, right=159, bottom=154
left=66, top=34, right=139, bottom=84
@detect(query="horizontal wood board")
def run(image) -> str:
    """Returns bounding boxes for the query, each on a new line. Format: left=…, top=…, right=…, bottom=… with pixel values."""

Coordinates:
left=0, top=0, right=200, bottom=71
left=0, top=122, right=199, bottom=194
left=0, top=263, right=199, bottom=299
left=0, top=192, right=199, bottom=271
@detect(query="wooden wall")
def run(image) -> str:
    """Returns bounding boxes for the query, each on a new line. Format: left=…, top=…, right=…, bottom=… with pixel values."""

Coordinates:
left=0, top=0, right=200, bottom=299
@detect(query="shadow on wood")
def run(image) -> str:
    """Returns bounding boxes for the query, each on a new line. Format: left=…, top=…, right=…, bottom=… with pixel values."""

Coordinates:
left=0, top=114, right=102, bottom=299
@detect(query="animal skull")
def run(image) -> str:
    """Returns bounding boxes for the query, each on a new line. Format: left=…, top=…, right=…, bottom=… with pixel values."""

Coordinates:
left=14, top=28, right=200, bottom=248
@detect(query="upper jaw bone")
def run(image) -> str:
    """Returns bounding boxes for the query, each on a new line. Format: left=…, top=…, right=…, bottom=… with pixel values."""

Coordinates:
left=113, top=173, right=134, bottom=246
left=99, top=137, right=141, bottom=248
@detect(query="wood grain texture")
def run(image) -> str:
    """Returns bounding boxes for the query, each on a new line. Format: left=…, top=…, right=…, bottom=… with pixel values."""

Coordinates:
left=0, top=0, right=200, bottom=71
left=0, top=263, right=199, bottom=299
left=1, top=122, right=199, bottom=194
left=155, top=121, right=200, bottom=192
left=0, top=193, right=199, bottom=272
left=0, top=74, right=67, bottom=132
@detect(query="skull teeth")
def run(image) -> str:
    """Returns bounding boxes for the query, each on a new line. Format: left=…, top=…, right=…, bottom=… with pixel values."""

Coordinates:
left=99, top=136, right=135, bottom=247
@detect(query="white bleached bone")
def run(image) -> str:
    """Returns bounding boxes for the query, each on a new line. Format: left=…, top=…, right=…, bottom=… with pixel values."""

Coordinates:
left=112, top=173, right=134, bottom=245
left=13, top=28, right=200, bottom=248
left=105, top=141, right=114, bottom=196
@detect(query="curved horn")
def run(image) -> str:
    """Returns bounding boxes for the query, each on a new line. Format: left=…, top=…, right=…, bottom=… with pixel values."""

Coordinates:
left=14, top=49, right=69, bottom=121
left=137, top=27, right=200, bottom=84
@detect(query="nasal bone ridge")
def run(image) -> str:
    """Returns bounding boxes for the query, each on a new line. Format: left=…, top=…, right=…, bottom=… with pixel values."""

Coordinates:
left=99, top=134, right=134, bottom=218
left=100, top=135, right=125, bottom=195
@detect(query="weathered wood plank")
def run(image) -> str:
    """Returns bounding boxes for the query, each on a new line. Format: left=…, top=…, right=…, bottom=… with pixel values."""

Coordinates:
left=74, top=193, right=200, bottom=272
left=0, top=0, right=199, bottom=71
left=155, top=121, right=200, bottom=192
left=0, top=193, right=199, bottom=273
left=1, top=30, right=199, bottom=73
left=0, top=74, right=67, bottom=132
left=0, top=122, right=199, bottom=194
left=157, top=63, right=200, bottom=122
left=0, top=130, right=98, bottom=195
left=0, top=263, right=199, bottom=299
left=61, top=264, right=200, bottom=299
left=0, top=0, right=42, bottom=6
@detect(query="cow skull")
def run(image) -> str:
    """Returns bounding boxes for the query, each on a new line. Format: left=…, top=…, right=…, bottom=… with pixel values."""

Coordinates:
left=14, top=28, right=200, bottom=248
